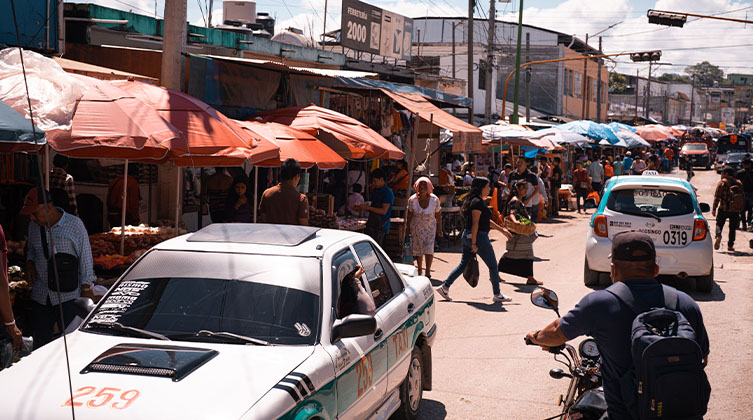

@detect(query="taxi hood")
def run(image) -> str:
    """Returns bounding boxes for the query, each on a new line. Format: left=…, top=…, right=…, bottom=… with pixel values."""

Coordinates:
left=0, top=332, right=315, bottom=420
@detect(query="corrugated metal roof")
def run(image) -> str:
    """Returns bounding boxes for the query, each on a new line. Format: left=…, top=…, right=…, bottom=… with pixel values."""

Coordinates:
left=196, top=54, right=376, bottom=79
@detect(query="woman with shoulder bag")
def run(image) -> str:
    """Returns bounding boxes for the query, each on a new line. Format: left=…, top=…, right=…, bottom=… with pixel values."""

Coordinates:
left=572, top=162, right=590, bottom=214
left=498, top=180, right=542, bottom=286
left=436, top=177, right=513, bottom=303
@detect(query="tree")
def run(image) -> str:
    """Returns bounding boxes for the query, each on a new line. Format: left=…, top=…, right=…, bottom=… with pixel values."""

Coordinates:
left=684, top=61, right=724, bottom=87
left=609, top=72, right=627, bottom=93
left=658, top=73, right=689, bottom=83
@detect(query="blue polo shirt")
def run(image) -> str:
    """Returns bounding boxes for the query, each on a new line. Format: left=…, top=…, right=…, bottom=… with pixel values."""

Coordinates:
left=371, top=185, right=394, bottom=234
left=559, top=279, right=709, bottom=420
left=622, top=157, right=634, bottom=174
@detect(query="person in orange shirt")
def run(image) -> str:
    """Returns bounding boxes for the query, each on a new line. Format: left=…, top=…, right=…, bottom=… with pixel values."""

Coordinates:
left=390, top=160, right=411, bottom=199
left=602, top=157, right=614, bottom=181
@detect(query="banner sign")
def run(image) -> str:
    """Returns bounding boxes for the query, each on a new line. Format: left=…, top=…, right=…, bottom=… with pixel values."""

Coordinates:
left=341, top=0, right=413, bottom=61
left=452, top=132, right=483, bottom=154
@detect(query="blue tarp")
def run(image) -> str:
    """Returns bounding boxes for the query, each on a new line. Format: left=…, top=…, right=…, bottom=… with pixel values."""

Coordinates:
left=333, top=77, right=473, bottom=108
left=0, top=100, right=45, bottom=151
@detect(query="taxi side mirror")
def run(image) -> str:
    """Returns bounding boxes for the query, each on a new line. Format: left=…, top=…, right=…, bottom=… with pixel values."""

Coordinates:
left=331, top=314, right=377, bottom=344
left=699, top=203, right=710, bottom=213
left=73, top=297, right=96, bottom=319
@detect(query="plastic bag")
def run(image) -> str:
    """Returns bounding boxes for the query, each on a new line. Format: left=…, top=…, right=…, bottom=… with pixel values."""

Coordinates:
left=0, top=48, right=85, bottom=131
left=463, top=254, right=479, bottom=287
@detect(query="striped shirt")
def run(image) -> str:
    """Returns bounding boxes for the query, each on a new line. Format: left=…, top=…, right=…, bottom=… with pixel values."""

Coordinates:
left=50, top=168, right=78, bottom=216
left=26, top=209, right=95, bottom=305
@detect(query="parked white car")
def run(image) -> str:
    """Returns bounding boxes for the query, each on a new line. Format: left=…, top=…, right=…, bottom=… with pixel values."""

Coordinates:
left=0, top=224, right=436, bottom=420
left=584, top=176, right=714, bottom=291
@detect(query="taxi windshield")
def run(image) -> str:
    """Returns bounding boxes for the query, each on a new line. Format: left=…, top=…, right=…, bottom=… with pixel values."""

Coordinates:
left=682, top=144, right=707, bottom=151
left=84, top=251, right=321, bottom=345
left=607, top=188, right=694, bottom=217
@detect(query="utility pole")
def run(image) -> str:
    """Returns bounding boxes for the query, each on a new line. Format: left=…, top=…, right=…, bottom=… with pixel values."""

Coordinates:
left=208, top=0, right=214, bottom=27
left=452, top=24, right=457, bottom=80
left=645, top=60, right=653, bottom=119
left=581, top=33, right=589, bottom=119
left=634, top=69, right=639, bottom=125
left=511, top=0, right=524, bottom=124
left=161, top=0, right=187, bottom=92
left=484, top=0, right=496, bottom=124
left=525, top=32, right=530, bottom=123
left=596, top=36, right=602, bottom=122
left=467, top=0, right=475, bottom=124
left=322, top=0, right=328, bottom=47
left=690, top=74, right=695, bottom=123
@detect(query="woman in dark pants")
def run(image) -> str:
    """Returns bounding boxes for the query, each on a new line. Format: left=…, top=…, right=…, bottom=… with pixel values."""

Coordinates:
left=572, top=162, right=590, bottom=214
left=436, top=177, right=513, bottom=303
left=498, top=181, right=542, bottom=286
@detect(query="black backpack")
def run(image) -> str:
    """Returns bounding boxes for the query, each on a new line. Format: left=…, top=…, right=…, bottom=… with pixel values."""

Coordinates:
left=608, top=282, right=711, bottom=420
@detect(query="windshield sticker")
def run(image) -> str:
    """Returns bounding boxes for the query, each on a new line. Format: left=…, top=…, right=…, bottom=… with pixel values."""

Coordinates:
left=334, top=344, right=351, bottom=371
left=89, top=281, right=149, bottom=324
left=294, top=322, right=311, bottom=337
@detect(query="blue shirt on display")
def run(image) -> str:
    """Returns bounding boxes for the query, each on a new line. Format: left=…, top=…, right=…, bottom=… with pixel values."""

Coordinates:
left=559, top=278, right=709, bottom=420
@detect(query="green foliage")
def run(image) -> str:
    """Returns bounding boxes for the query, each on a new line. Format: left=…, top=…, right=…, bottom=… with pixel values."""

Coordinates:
left=657, top=73, right=690, bottom=83
left=684, top=62, right=725, bottom=87
left=609, top=72, right=627, bottom=93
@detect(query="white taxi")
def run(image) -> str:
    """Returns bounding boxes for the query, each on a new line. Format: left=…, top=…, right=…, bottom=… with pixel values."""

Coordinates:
left=584, top=175, right=714, bottom=291
left=0, top=224, right=436, bottom=419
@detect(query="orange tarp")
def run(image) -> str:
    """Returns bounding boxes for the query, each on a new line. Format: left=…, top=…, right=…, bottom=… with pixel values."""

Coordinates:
left=236, top=120, right=345, bottom=169
left=378, top=89, right=482, bottom=154
left=256, top=105, right=404, bottom=160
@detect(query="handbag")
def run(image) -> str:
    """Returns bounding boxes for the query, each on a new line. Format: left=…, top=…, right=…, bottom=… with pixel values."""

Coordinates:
left=40, top=226, right=80, bottom=293
left=463, top=254, right=479, bottom=287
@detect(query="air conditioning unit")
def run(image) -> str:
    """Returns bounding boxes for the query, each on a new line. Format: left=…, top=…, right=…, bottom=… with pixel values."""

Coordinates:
left=223, top=1, right=256, bottom=25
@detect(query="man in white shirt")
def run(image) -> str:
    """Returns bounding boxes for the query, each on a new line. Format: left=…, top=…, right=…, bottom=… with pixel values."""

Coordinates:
left=588, top=157, right=605, bottom=194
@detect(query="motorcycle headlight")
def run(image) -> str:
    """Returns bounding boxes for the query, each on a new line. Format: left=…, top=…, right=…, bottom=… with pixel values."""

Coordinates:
left=579, top=339, right=600, bottom=359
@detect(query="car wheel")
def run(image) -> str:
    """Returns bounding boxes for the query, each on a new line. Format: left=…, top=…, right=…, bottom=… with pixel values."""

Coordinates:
left=696, top=267, right=714, bottom=293
left=584, top=257, right=600, bottom=286
left=394, top=347, right=423, bottom=420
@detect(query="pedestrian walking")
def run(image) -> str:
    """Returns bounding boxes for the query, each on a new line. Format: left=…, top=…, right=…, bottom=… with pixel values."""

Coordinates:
left=622, top=152, right=634, bottom=175
left=572, top=162, right=590, bottom=214
left=550, top=157, right=563, bottom=216
left=0, top=224, right=23, bottom=366
left=685, top=160, right=695, bottom=182
left=631, top=156, right=647, bottom=175
left=258, top=158, right=310, bottom=226
left=498, top=180, right=542, bottom=286
left=21, top=187, right=96, bottom=350
left=202, top=167, right=233, bottom=223
left=713, top=167, right=745, bottom=252
left=588, top=156, right=604, bottom=192
left=735, top=156, right=753, bottom=231
left=436, top=177, right=513, bottom=303
left=508, top=158, right=541, bottom=217
left=526, top=232, right=709, bottom=420
left=49, top=154, right=77, bottom=216
left=612, top=155, right=624, bottom=176
left=407, top=177, right=443, bottom=279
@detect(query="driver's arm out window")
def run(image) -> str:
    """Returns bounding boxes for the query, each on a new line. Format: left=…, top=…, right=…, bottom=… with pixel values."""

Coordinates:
left=332, top=249, right=375, bottom=319
left=353, top=242, right=404, bottom=310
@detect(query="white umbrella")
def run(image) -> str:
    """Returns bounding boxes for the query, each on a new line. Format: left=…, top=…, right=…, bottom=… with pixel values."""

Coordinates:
left=601, top=129, right=651, bottom=149
left=535, top=127, right=590, bottom=145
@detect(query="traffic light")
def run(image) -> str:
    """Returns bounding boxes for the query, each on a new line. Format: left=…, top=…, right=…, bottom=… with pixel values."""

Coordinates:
left=647, top=10, right=687, bottom=27
left=630, top=50, right=662, bottom=62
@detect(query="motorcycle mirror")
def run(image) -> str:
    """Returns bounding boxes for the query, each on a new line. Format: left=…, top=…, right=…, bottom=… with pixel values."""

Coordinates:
left=549, top=368, right=572, bottom=380
left=530, top=287, right=559, bottom=313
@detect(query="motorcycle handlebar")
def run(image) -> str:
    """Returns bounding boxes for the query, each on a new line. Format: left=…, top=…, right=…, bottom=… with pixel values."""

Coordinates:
left=524, top=337, right=566, bottom=353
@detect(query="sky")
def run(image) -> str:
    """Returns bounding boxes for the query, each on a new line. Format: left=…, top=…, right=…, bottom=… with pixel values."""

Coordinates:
left=79, top=0, right=753, bottom=77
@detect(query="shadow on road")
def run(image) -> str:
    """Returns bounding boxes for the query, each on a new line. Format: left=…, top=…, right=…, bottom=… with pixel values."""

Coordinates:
left=686, top=281, right=726, bottom=302
left=501, top=282, right=541, bottom=294
left=446, top=300, right=509, bottom=312
left=414, top=399, right=447, bottom=420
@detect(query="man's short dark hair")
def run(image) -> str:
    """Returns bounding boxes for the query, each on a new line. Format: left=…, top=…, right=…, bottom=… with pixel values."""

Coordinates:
left=371, top=168, right=386, bottom=181
left=554, top=157, right=561, bottom=163
left=352, top=183, right=362, bottom=193
left=723, top=167, right=736, bottom=176
left=280, top=158, right=302, bottom=181
left=53, top=154, right=69, bottom=168
left=613, top=259, right=656, bottom=278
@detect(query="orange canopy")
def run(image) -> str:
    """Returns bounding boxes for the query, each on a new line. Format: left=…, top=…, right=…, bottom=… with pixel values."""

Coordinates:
left=378, top=89, right=483, bottom=153
left=636, top=125, right=675, bottom=142
left=255, top=104, right=404, bottom=160
left=110, top=80, right=272, bottom=165
left=46, top=75, right=179, bottom=161
left=237, top=120, right=345, bottom=169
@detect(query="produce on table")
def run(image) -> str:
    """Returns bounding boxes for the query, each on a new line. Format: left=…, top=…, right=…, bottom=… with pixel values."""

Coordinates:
left=89, top=224, right=185, bottom=270
left=308, top=207, right=339, bottom=229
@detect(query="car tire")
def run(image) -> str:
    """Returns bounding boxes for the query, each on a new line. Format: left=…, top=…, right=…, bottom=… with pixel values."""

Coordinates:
left=696, top=267, right=714, bottom=293
left=584, top=257, right=600, bottom=286
left=394, top=347, right=423, bottom=420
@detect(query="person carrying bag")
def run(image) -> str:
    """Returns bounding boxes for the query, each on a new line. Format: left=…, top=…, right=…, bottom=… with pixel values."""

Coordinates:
left=39, top=226, right=79, bottom=293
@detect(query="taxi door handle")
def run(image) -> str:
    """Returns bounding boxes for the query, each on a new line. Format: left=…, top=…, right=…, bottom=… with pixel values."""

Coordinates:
left=374, top=328, right=383, bottom=340
left=407, top=303, right=415, bottom=313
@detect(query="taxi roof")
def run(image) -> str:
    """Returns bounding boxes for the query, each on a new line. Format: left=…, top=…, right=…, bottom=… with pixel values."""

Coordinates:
left=153, top=223, right=367, bottom=258
left=607, top=175, right=693, bottom=191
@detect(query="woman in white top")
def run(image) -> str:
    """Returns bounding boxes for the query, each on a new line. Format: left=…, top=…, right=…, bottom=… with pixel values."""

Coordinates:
left=407, top=177, right=443, bottom=278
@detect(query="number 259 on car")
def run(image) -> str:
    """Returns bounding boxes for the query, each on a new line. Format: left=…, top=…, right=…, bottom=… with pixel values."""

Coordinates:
left=62, top=386, right=140, bottom=409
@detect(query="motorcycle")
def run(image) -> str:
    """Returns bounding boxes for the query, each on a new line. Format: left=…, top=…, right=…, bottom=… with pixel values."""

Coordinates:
left=525, top=288, right=607, bottom=420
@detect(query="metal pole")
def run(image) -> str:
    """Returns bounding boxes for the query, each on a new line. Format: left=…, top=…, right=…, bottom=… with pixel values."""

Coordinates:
left=525, top=32, right=530, bottom=123
left=484, top=0, right=496, bottom=124
left=452, top=25, right=457, bottom=116
left=175, top=167, right=181, bottom=237
left=120, top=160, right=128, bottom=255
left=690, top=75, right=695, bottom=123
left=322, top=0, right=328, bottom=47
left=511, top=0, right=524, bottom=124
left=634, top=69, right=639, bottom=124
left=646, top=61, right=652, bottom=119
left=161, top=0, right=187, bottom=91
left=44, top=145, right=50, bottom=191
left=581, top=33, right=589, bottom=119
left=596, top=36, right=603, bottom=122
left=467, top=0, right=474, bottom=124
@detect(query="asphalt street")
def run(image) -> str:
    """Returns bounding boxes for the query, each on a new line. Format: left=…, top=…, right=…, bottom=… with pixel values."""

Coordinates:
left=414, top=168, right=753, bottom=420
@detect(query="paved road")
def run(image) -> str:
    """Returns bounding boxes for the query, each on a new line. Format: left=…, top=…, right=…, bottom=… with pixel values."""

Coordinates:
left=415, top=168, right=753, bottom=420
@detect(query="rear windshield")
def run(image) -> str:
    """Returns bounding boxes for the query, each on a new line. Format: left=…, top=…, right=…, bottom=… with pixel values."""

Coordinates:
left=607, top=188, right=694, bottom=217
left=682, top=144, right=707, bottom=151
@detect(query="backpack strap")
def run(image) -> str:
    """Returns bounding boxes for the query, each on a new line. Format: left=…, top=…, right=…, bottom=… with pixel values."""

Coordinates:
left=607, top=282, right=650, bottom=315
left=662, top=285, right=679, bottom=311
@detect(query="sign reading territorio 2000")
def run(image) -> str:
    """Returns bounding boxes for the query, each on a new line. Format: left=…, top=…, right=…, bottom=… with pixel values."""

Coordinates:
left=341, top=0, right=413, bottom=61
